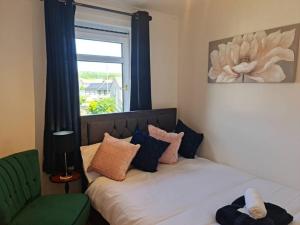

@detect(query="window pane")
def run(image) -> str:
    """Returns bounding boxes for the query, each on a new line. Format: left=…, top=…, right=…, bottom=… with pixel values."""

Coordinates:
left=78, top=61, right=123, bottom=115
left=76, top=39, right=122, bottom=57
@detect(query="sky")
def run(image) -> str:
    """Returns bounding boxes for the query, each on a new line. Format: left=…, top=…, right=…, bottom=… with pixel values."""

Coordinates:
left=77, top=61, right=122, bottom=74
left=76, top=38, right=123, bottom=75
left=76, top=39, right=122, bottom=57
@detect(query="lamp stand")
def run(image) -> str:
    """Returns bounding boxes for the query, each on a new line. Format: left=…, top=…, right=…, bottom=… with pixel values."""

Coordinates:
left=59, top=152, right=72, bottom=181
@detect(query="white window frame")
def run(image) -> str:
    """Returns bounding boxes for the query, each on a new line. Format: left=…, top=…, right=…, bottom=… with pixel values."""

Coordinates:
left=76, top=26, right=131, bottom=112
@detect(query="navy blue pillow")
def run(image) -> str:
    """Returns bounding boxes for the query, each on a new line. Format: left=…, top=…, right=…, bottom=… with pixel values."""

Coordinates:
left=131, top=130, right=169, bottom=172
left=175, top=120, right=204, bottom=158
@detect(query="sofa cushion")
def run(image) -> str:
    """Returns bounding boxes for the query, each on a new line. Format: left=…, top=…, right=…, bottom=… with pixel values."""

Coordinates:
left=88, top=133, right=140, bottom=181
left=175, top=120, right=204, bottom=158
left=131, top=130, right=169, bottom=172
left=10, top=194, right=90, bottom=225
left=148, top=125, right=184, bottom=164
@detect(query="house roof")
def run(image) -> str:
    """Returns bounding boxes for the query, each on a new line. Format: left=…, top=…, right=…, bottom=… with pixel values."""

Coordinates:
left=86, top=82, right=113, bottom=91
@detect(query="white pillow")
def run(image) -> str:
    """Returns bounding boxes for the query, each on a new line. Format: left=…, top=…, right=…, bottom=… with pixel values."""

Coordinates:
left=80, top=136, right=132, bottom=183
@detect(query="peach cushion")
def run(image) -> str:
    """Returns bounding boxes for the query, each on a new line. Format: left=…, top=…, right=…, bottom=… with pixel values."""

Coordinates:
left=88, top=133, right=140, bottom=181
left=80, top=137, right=132, bottom=183
left=148, top=125, right=184, bottom=164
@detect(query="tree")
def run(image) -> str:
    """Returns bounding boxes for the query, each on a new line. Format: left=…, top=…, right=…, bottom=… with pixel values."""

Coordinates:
left=88, top=98, right=116, bottom=114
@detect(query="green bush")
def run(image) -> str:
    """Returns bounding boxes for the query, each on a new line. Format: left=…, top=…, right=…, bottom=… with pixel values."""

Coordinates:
left=88, top=98, right=116, bottom=114
left=80, top=95, right=87, bottom=105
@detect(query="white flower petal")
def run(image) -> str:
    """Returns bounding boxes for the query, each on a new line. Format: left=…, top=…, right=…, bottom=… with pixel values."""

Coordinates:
left=245, top=75, right=265, bottom=83
left=223, top=77, right=238, bottom=83
left=223, top=65, right=239, bottom=77
left=225, top=43, right=234, bottom=66
left=249, top=39, right=258, bottom=61
left=279, top=29, right=296, bottom=48
left=231, top=44, right=240, bottom=65
left=210, top=50, right=222, bottom=71
left=208, top=67, right=220, bottom=80
left=243, top=33, right=254, bottom=42
left=254, top=30, right=267, bottom=42
left=232, top=35, right=243, bottom=45
left=254, top=47, right=294, bottom=74
left=263, top=30, right=282, bottom=52
left=254, top=31, right=267, bottom=58
left=232, top=61, right=258, bottom=74
left=216, top=72, right=238, bottom=83
left=240, top=41, right=250, bottom=58
left=218, top=44, right=227, bottom=67
left=264, top=47, right=294, bottom=62
left=216, top=74, right=226, bottom=82
left=249, top=64, right=286, bottom=83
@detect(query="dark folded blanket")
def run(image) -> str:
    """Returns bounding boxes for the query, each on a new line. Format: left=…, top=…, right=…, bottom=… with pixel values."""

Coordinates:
left=233, top=196, right=294, bottom=225
left=216, top=205, right=274, bottom=225
left=216, top=196, right=293, bottom=225
left=216, top=205, right=242, bottom=225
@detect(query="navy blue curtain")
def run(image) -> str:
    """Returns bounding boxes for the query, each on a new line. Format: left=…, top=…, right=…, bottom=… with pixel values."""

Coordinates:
left=130, top=11, right=152, bottom=111
left=43, top=0, right=81, bottom=174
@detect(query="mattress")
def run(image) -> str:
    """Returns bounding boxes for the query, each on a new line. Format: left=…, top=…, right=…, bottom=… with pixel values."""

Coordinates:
left=86, top=158, right=300, bottom=225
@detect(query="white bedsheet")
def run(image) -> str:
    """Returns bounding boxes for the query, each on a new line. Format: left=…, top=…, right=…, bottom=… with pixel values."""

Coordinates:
left=86, top=158, right=300, bottom=225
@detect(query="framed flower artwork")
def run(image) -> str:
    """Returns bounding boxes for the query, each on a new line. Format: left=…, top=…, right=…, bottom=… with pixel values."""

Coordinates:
left=208, top=23, right=300, bottom=83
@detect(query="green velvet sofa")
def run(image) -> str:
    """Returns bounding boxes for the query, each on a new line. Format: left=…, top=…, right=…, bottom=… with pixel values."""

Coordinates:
left=0, top=150, right=90, bottom=225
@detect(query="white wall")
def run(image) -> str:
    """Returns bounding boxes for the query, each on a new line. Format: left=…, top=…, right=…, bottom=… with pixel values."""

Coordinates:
left=0, top=0, right=179, bottom=194
left=150, top=11, right=178, bottom=109
left=0, top=0, right=70, bottom=194
left=178, top=0, right=300, bottom=189
left=0, top=0, right=36, bottom=157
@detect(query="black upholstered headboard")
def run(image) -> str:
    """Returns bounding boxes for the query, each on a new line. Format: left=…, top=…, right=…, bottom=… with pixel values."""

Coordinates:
left=80, top=108, right=177, bottom=146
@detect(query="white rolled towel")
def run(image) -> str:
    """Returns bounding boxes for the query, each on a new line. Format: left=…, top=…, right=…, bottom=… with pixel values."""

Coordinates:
left=245, top=188, right=267, bottom=219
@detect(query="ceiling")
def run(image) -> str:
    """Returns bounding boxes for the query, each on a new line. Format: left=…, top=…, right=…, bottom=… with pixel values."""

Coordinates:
left=113, top=0, right=187, bottom=16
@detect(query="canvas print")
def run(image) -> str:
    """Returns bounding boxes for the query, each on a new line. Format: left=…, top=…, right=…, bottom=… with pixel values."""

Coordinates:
left=208, top=24, right=300, bottom=83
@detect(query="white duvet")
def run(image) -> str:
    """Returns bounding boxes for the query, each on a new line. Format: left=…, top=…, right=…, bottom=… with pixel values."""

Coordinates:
left=86, top=158, right=300, bottom=225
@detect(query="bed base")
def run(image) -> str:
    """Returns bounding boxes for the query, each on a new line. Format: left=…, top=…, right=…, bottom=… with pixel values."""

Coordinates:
left=82, top=109, right=177, bottom=224
left=89, top=207, right=110, bottom=225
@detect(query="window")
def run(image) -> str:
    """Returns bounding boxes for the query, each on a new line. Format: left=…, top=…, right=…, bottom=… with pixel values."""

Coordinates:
left=76, top=26, right=130, bottom=116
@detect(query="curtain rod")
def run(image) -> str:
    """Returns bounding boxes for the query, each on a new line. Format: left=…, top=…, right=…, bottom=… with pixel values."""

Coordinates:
left=75, top=25, right=129, bottom=35
left=40, top=0, right=133, bottom=16
left=75, top=2, right=133, bottom=16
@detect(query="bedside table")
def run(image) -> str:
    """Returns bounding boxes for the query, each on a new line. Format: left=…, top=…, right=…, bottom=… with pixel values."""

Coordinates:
left=50, top=171, right=81, bottom=193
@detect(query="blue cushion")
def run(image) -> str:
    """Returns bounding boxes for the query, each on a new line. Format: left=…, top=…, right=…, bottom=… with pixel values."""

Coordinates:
left=175, top=120, right=204, bottom=158
left=131, top=130, right=169, bottom=172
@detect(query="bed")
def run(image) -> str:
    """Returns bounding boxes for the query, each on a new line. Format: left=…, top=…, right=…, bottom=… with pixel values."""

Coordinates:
left=81, top=109, right=300, bottom=225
